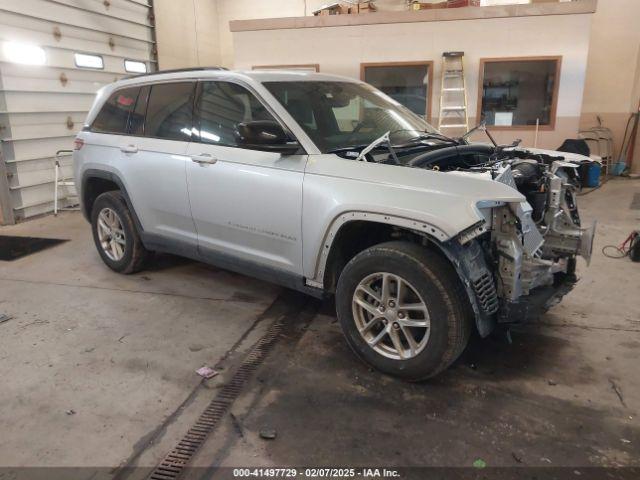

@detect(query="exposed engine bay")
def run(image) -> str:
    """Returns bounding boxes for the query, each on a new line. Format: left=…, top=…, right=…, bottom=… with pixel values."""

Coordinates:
left=342, top=133, right=597, bottom=325
left=451, top=146, right=597, bottom=322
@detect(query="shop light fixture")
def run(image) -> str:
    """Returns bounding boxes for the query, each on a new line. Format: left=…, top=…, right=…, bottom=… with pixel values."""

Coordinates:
left=3, top=41, right=46, bottom=65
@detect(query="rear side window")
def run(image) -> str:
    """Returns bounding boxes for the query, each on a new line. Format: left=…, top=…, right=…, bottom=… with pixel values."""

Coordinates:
left=145, top=82, right=195, bottom=141
left=92, top=87, right=139, bottom=134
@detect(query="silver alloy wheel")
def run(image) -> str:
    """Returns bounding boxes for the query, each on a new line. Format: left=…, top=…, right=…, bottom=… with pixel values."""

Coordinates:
left=352, top=272, right=431, bottom=360
left=97, top=207, right=126, bottom=261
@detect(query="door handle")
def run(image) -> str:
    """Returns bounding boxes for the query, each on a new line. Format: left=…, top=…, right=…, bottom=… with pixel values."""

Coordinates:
left=191, top=153, right=218, bottom=165
left=120, top=144, right=138, bottom=154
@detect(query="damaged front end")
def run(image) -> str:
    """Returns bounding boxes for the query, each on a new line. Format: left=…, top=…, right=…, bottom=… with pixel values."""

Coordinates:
left=465, top=155, right=596, bottom=326
left=336, top=127, right=596, bottom=331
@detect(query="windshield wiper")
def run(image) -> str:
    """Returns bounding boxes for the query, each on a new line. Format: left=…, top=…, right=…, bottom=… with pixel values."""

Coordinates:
left=328, top=131, right=454, bottom=159
left=353, top=131, right=399, bottom=164
left=327, top=143, right=388, bottom=159
left=327, top=132, right=400, bottom=163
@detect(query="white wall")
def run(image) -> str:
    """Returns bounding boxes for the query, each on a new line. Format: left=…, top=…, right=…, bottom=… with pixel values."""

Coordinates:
left=232, top=12, right=592, bottom=149
left=154, top=0, right=330, bottom=69
left=154, top=0, right=222, bottom=68
left=153, top=0, right=640, bottom=168
left=154, top=1, right=559, bottom=70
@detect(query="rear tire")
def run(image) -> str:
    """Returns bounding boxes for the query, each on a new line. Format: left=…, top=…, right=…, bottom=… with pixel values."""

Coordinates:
left=335, top=241, right=472, bottom=381
left=91, top=191, right=150, bottom=274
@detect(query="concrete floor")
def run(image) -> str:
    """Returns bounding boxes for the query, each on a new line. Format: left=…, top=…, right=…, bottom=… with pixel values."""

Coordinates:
left=0, top=178, right=639, bottom=477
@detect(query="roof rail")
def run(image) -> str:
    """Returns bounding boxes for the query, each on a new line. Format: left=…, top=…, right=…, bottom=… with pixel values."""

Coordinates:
left=122, top=66, right=227, bottom=80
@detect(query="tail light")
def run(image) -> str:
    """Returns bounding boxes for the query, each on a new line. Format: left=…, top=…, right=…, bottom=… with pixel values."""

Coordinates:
left=73, top=138, right=84, bottom=150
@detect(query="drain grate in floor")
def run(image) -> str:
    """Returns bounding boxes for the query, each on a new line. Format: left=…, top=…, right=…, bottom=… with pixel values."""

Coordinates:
left=631, top=193, right=640, bottom=210
left=0, top=235, right=67, bottom=261
left=147, top=308, right=299, bottom=480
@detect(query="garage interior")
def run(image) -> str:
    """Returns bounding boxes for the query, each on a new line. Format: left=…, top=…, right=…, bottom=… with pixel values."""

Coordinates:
left=1, top=0, right=639, bottom=478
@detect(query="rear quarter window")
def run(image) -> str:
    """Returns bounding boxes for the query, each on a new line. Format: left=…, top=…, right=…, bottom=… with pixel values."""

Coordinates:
left=92, top=87, right=139, bottom=134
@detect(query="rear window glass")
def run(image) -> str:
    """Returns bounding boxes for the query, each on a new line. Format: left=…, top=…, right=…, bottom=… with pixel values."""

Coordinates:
left=92, top=87, right=139, bottom=134
left=145, top=82, right=195, bottom=141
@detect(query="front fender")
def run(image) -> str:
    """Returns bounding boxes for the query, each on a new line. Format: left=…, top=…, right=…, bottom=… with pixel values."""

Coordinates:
left=302, top=154, right=523, bottom=280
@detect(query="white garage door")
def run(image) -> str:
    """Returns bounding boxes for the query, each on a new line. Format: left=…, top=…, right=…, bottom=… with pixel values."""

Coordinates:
left=0, top=0, right=156, bottom=222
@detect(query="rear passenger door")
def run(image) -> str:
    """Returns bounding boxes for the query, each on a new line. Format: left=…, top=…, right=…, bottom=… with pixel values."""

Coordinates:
left=185, top=80, right=307, bottom=275
left=121, top=82, right=198, bottom=255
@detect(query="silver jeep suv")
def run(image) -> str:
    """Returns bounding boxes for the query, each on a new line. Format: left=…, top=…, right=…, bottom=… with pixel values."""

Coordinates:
left=74, top=68, right=595, bottom=380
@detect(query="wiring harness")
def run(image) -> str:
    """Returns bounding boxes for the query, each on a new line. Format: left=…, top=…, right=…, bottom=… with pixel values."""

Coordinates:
left=602, top=231, right=640, bottom=260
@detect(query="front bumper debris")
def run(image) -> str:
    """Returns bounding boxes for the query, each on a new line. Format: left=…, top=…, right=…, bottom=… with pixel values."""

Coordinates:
left=498, top=272, right=577, bottom=324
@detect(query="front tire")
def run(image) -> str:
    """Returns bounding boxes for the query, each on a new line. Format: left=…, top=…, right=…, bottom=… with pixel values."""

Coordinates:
left=335, top=241, right=472, bottom=381
left=91, top=191, right=150, bottom=274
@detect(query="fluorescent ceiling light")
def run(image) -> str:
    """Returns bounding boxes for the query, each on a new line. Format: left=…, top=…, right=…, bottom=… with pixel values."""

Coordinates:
left=3, top=41, right=46, bottom=65
left=124, top=60, right=147, bottom=73
left=75, top=53, right=104, bottom=69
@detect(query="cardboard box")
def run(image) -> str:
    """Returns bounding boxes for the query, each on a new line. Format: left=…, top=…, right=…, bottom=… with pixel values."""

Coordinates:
left=446, top=0, right=481, bottom=7
left=313, top=1, right=376, bottom=15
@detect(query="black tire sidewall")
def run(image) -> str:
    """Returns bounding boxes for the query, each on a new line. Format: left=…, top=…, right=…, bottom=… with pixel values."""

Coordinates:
left=91, top=192, right=137, bottom=273
left=336, top=246, right=457, bottom=380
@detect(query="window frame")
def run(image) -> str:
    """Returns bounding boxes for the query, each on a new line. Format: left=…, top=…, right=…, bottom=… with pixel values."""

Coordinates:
left=192, top=79, right=304, bottom=153
left=360, top=61, right=434, bottom=123
left=476, top=56, right=562, bottom=131
left=127, top=85, right=150, bottom=136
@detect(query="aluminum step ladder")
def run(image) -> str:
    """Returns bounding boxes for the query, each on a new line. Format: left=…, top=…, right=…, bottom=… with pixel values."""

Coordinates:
left=54, top=149, right=79, bottom=215
left=438, top=51, right=469, bottom=136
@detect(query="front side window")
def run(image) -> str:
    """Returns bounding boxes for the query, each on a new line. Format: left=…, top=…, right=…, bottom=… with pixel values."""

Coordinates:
left=92, top=87, right=139, bottom=134
left=362, top=62, right=431, bottom=118
left=196, top=81, right=279, bottom=147
left=263, top=81, right=438, bottom=153
left=145, top=82, right=195, bottom=141
left=479, top=57, right=561, bottom=128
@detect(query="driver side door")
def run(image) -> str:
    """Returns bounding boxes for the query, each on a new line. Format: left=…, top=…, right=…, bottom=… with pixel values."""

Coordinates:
left=185, top=80, right=307, bottom=277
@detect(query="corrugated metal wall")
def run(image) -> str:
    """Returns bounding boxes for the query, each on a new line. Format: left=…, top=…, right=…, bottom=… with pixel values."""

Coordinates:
left=0, top=0, right=156, bottom=223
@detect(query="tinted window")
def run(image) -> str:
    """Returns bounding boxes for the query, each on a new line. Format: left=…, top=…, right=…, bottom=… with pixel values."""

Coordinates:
left=363, top=63, right=430, bottom=117
left=480, top=59, right=559, bottom=127
left=129, top=85, right=150, bottom=136
left=92, top=87, right=139, bottom=134
left=145, top=82, right=195, bottom=141
left=264, top=81, right=437, bottom=153
left=197, top=81, right=277, bottom=147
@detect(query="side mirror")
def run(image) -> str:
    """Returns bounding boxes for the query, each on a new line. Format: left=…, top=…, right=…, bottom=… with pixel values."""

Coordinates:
left=235, top=121, right=301, bottom=154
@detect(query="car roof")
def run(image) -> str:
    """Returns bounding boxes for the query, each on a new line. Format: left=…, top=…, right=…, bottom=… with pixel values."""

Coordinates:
left=113, top=68, right=361, bottom=89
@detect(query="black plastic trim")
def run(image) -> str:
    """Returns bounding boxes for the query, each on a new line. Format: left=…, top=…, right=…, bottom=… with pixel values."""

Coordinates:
left=80, top=169, right=144, bottom=235
left=433, top=239, right=497, bottom=338
left=142, top=232, right=324, bottom=298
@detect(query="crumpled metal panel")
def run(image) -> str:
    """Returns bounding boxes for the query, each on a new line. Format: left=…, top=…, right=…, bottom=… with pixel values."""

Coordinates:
left=514, top=201, right=544, bottom=256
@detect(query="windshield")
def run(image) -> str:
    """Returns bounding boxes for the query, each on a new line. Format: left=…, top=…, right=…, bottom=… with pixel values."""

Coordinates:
left=262, top=81, right=440, bottom=153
